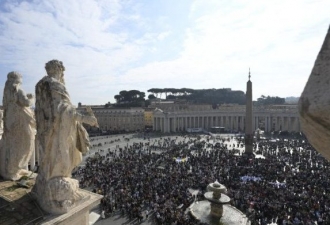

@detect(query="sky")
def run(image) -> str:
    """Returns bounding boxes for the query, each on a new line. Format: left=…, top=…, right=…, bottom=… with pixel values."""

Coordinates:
left=0, top=0, right=329, bottom=106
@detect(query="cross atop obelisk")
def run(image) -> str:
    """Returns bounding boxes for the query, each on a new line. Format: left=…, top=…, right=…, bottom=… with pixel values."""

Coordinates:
left=245, top=68, right=253, bottom=154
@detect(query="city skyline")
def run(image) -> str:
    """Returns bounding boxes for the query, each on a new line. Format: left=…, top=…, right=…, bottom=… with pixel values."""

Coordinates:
left=0, top=0, right=329, bottom=105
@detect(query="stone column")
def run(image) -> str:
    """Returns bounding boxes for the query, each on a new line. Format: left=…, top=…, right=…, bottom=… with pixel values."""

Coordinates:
left=160, top=118, right=163, bottom=132
left=174, top=116, right=177, bottom=132
left=154, top=117, right=157, bottom=131
left=275, top=117, right=278, bottom=131
left=256, top=116, right=259, bottom=129
left=167, top=117, right=170, bottom=132
left=180, top=117, right=183, bottom=130
left=287, top=117, right=292, bottom=132
left=270, top=116, right=273, bottom=131
left=234, top=116, right=238, bottom=130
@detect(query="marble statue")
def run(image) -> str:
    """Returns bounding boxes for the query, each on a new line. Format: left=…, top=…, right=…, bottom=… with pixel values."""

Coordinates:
left=0, top=72, right=36, bottom=181
left=299, top=26, right=330, bottom=161
left=32, top=60, right=98, bottom=214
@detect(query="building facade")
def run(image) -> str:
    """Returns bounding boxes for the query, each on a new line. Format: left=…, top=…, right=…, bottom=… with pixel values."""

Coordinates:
left=144, top=109, right=154, bottom=128
left=153, top=103, right=301, bottom=133
left=78, top=106, right=145, bottom=132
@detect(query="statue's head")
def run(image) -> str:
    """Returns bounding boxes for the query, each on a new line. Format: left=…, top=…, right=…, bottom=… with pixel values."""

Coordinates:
left=45, top=60, right=65, bottom=82
left=4, top=72, right=22, bottom=104
left=7, top=71, right=22, bottom=85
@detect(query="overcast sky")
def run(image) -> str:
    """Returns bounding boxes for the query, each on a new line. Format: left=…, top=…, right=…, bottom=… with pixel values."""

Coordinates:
left=0, top=0, right=329, bottom=105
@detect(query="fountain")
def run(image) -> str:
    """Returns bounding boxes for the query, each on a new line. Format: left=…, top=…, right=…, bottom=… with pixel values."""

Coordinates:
left=189, top=180, right=249, bottom=225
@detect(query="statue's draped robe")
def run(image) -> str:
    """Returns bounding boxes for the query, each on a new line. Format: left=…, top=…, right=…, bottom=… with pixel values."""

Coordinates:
left=35, top=76, right=89, bottom=181
left=0, top=86, right=35, bottom=180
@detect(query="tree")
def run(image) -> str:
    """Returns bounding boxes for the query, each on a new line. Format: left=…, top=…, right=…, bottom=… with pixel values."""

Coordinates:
left=147, top=88, right=162, bottom=98
left=148, top=94, right=156, bottom=100
left=114, top=90, right=146, bottom=106
left=256, top=95, right=285, bottom=105
left=114, top=95, right=122, bottom=104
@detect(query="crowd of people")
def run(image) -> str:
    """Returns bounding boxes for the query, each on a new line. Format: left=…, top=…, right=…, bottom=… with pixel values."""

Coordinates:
left=73, top=132, right=330, bottom=225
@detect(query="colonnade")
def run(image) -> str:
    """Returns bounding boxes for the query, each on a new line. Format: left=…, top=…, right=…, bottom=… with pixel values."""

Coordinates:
left=153, top=113, right=301, bottom=133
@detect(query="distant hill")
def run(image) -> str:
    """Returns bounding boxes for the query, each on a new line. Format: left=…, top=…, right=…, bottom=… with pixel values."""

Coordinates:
left=285, top=96, right=299, bottom=104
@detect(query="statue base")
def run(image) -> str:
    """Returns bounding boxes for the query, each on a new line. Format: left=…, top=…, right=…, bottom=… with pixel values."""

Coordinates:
left=40, top=189, right=102, bottom=225
left=0, top=179, right=102, bottom=225
left=32, top=176, right=96, bottom=215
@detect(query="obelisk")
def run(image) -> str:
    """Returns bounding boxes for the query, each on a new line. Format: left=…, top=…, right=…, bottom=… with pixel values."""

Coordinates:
left=245, top=69, right=253, bottom=154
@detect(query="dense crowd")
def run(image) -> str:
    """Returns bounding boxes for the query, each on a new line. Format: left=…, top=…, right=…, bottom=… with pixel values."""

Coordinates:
left=73, top=133, right=330, bottom=225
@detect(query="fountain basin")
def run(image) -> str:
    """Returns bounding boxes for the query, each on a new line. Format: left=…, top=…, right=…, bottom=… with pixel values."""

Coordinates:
left=190, top=200, right=249, bottom=225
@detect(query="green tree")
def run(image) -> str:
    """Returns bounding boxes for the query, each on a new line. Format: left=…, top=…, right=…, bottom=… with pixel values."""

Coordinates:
left=148, top=94, right=156, bottom=100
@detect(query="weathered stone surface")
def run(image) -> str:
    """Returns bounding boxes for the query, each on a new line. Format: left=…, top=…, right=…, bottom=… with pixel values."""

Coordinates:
left=32, top=60, right=98, bottom=214
left=0, top=110, right=3, bottom=131
left=0, top=179, right=44, bottom=225
left=299, top=26, right=330, bottom=160
left=190, top=201, right=249, bottom=225
left=0, top=72, right=36, bottom=181
left=32, top=176, right=90, bottom=214
left=0, top=111, right=3, bottom=140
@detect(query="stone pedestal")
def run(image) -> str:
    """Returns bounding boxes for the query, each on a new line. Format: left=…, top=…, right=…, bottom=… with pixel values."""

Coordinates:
left=40, top=189, right=102, bottom=225
left=0, top=180, right=102, bottom=225
left=32, top=176, right=91, bottom=215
